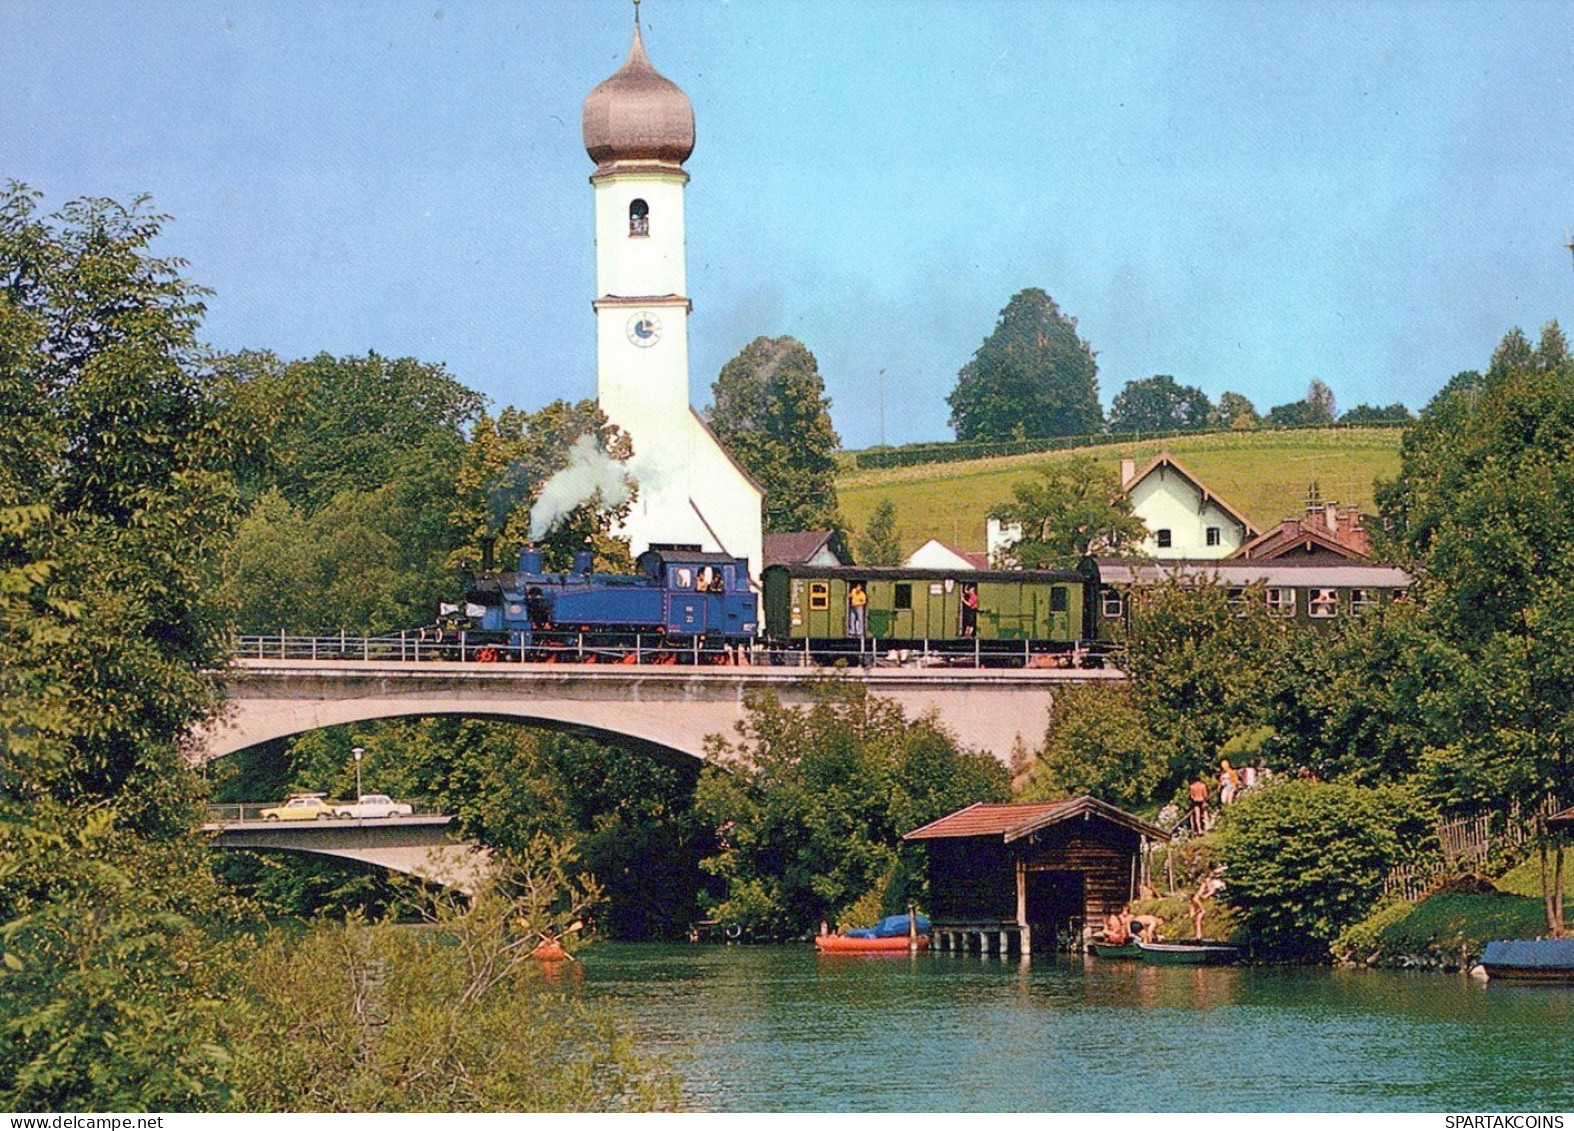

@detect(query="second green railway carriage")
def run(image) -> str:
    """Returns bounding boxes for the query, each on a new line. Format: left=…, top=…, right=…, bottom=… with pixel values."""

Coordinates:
left=762, top=564, right=1090, bottom=661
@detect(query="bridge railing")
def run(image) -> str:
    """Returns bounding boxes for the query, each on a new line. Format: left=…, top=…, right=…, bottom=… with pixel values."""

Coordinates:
left=205, top=802, right=446, bottom=824
left=235, top=632, right=1113, bottom=669
left=234, top=631, right=743, bottom=665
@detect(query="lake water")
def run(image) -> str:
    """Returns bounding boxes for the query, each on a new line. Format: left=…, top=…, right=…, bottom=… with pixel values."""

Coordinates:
left=578, top=943, right=1574, bottom=1112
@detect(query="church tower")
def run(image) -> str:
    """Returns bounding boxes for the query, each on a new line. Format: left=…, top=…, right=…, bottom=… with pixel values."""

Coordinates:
left=581, top=9, right=764, bottom=587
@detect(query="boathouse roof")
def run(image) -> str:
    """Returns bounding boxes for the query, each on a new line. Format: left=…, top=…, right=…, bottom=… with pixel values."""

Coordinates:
left=903, top=796, right=1170, bottom=844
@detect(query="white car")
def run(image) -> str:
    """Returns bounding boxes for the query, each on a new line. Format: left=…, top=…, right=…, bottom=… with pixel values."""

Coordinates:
left=333, top=794, right=414, bottom=819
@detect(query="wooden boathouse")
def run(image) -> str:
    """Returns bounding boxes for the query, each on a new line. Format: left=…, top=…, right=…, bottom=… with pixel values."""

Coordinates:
left=904, top=796, right=1169, bottom=957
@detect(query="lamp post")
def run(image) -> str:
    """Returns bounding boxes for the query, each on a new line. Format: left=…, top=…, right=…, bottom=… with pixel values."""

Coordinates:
left=352, top=747, right=363, bottom=800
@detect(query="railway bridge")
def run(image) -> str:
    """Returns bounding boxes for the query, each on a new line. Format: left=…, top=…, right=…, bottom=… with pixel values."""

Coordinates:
left=200, top=649, right=1123, bottom=765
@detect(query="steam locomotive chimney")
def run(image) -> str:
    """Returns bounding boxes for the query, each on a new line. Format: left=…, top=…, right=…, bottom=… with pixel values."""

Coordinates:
left=519, top=544, right=544, bottom=574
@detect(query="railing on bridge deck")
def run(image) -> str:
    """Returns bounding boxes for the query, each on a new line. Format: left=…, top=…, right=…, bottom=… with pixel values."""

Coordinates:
left=235, top=632, right=1108, bottom=670
left=237, top=631, right=739, bottom=666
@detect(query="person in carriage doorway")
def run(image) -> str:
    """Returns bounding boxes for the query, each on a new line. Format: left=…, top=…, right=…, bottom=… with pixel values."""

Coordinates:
left=847, top=581, right=868, bottom=636
left=960, top=582, right=980, bottom=637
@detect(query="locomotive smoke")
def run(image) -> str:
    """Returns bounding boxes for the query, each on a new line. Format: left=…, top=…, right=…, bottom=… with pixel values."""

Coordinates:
left=528, top=434, right=634, bottom=540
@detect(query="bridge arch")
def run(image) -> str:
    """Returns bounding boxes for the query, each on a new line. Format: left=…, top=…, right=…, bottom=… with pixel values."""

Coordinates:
left=199, top=660, right=1117, bottom=766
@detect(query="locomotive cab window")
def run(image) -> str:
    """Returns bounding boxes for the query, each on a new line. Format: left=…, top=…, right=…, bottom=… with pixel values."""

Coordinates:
left=809, top=581, right=830, bottom=611
left=893, top=583, right=912, bottom=611
left=1101, top=589, right=1123, bottom=618
left=629, top=198, right=649, bottom=236
left=1050, top=586, right=1069, bottom=613
left=671, top=567, right=693, bottom=590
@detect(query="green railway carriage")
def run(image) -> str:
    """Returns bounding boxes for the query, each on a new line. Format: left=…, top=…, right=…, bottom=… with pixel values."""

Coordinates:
left=1088, top=558, right=1414, bottom=640
left=762, top=563, right=1090, bottom=658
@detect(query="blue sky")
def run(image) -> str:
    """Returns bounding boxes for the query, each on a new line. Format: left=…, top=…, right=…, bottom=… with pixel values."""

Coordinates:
left=5, top=0, right=1572, bottom=448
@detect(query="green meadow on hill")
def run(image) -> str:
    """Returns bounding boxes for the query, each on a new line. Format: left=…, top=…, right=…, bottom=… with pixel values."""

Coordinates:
left=837, top=428, right=1405, bottom=559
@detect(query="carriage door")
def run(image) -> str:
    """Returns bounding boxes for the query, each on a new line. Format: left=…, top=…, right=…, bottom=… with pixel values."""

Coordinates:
left=664, top=567, right=707, bottom=634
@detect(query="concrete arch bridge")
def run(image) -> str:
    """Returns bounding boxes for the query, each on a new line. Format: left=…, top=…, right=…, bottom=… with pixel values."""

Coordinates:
left=200, top=657, right=1122, bottom=766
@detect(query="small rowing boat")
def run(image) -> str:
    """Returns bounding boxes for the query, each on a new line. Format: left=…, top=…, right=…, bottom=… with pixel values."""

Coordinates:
left=1090, top=935, right=1144, bottom=959
left=815, top=933, right=930, bottom=953
left=815, top=912, right=930, bottom=954
left=1136, top=939, right=1241, bottom=965
left=1480, top=939, right=1574, bottom=983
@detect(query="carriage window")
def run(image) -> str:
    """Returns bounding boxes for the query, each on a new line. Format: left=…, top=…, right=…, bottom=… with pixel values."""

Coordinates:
left=1309, top=588, right=1338, bottom=618
left=1350, top=588, right=1374, bottom=616
left=1050, top=586, right=1069, bottom=613
left=1156, top=528, right=1173, bottom=548
left=1101, top=589, right=1123, bottom=618
left=629, top=198, right=649, bottom=236
left=1266, top=588, right=1296, bottom=617
left=1227, top=587, right=1247, bottom=615
left=809, top=581, right=830, bottom=611
left=893, top=583, right=912, bottom=610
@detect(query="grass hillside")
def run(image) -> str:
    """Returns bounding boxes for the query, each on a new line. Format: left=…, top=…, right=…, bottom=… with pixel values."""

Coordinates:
left=837, top=428, right=1405, bottom=557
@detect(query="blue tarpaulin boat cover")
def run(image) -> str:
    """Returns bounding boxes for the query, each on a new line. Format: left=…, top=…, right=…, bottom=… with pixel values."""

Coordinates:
left=1481, top=939, right=1574, bottom=969
left=844, top=913, right=932, bottom=939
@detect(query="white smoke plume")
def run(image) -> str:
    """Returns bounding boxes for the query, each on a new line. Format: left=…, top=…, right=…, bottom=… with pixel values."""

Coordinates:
left=528, top=434, right=635, bottom=541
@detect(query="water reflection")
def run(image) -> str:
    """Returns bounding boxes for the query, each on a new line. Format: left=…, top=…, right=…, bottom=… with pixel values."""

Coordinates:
left=578, top=943, right=1574, bottom=1112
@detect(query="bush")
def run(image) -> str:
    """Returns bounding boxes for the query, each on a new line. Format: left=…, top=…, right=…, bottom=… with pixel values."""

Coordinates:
left=1213, top=780, right=1427, bottom=957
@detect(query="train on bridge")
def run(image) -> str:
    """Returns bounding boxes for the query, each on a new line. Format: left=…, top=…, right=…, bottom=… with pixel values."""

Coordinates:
left=440, top=544, right=1413, bottom=667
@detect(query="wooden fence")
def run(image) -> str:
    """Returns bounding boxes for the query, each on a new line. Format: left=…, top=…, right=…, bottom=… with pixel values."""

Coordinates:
left=1382, top=795, right=1563, bottom=903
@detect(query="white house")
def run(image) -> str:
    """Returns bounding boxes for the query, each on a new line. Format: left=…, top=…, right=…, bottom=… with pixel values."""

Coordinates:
left=904, top=540, right=989, bottom=571
left=581, top=15, right=764, bottom=585
left=1119, top=453, right=1256, bottom=559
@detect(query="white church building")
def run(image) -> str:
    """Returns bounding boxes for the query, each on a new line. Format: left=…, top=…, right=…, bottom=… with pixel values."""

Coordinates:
left=581, top=14, right=765, bottom=586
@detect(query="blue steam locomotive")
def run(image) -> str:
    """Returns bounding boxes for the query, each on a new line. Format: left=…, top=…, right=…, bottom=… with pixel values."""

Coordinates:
left=462, top=544, right=757, bottom=651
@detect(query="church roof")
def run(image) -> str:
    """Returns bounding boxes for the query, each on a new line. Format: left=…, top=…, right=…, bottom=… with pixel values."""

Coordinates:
left=582, top=18, right=695, bottom=171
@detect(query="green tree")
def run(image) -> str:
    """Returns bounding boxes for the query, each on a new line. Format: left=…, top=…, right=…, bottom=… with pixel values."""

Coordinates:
left=706, top=336, right=840, bottom=532
left=243, top=351, right=484, bottom=514
left=1120, top=578, right=1290, bottom=789
left=1215, top=780, right=1428, bottom=956
left=1377, top=322, right=1574, bottom=934
left=226, top=857, right=675, bottom=1112
left=1107, top=374, right=1212, bottom=433
left=988, top=456, right=1145, bottom=568
left=450, top=400, right=634, bottom=575
left=1265, top=379, right=1338, bottom=428
left=855, top=498, right=903, bottom=566
left=0, top=185, right=248, bottom=1107
left=1338, top=402, right=1413, bottom=426
left=946, top=288, right=1103, bottom=442
left=1212, top=391, right=1259, bottom=430
left=1021, top=684, right=1164, bottom=809
left=694, top=684, right=1009, bottom=935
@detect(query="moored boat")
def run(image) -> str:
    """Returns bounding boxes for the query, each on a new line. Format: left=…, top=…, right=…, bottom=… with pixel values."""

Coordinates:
left=1136, top=939, right=1241, bottom=965
left=815, top=933, right=930, bottom=953
left=1090, top=935, right=1144, bottom=959
left=816, top=911, right=930, bottom=953
left=1480, top=939, right=1574, bottom=983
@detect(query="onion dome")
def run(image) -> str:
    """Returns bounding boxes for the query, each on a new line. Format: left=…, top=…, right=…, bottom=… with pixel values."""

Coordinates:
left=581, top=19, right=695, bottom=170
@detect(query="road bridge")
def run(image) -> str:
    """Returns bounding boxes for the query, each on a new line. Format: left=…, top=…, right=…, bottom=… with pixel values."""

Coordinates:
left=201, top=657, right=1123, bottom=765
left=202, top=811, right=492, bottom=894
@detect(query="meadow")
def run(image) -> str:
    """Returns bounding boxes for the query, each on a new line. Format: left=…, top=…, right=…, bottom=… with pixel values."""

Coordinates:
left=837, top=427, right=1405, bottom=557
